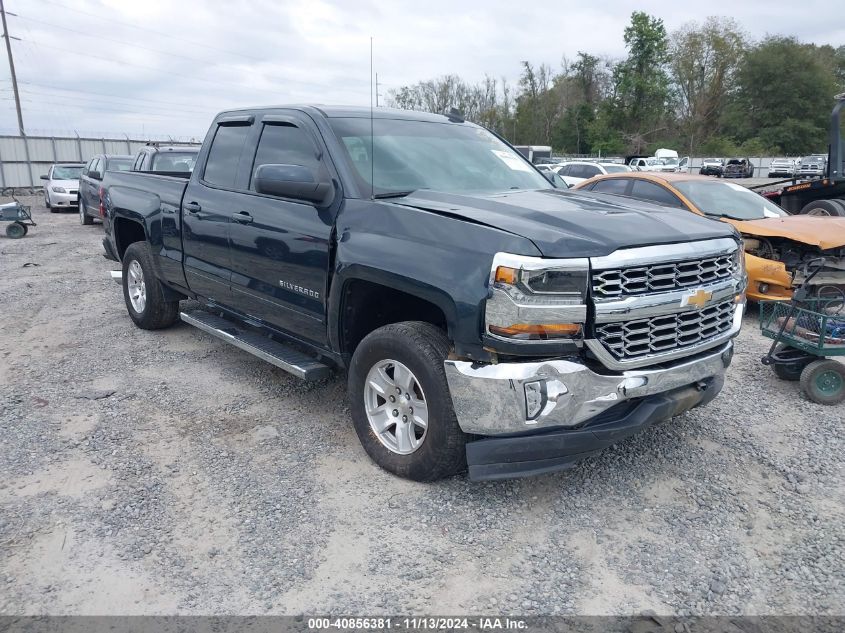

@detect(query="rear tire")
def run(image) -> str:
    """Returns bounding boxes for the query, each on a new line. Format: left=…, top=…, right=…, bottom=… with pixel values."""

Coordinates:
left=771, top=344, right=813, bottom=381
left=122, top=242, right=180, bottom=330
left=79, top=199, right=94, bottom=225
left=348, top=321, right=466, bottom=481
left=800, top=360, right=845, bottom=405
left=5, top=222, right=26, bottom=239
left=800, top=199, right=845, bottom=217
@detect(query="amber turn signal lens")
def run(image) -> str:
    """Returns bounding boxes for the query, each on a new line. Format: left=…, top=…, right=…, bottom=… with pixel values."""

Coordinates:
left=489, top=323, right=582, bottom=339
left=494, top=266, right=519, bottom=285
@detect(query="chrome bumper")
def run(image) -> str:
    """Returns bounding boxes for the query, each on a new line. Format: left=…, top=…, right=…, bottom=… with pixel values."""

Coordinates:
left=444, top=341, right=734, bottom=436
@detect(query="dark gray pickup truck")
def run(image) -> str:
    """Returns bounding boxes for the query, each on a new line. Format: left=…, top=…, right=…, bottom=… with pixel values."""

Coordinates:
left=101, top=105, right=746, bottom=481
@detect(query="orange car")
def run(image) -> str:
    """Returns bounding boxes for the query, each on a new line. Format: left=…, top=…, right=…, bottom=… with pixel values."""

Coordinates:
left=573, top=172, right=845, bottom=302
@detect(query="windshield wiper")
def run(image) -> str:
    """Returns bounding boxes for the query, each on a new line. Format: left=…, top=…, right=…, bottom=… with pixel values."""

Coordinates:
left=373, top=190, right=417, bottom=199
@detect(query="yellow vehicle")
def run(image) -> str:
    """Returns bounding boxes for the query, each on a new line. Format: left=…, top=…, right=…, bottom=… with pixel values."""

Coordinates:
left=573, top=172, right=845, bottom=302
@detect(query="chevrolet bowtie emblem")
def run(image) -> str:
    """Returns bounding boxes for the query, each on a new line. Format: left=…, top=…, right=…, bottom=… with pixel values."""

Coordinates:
left=684, top=288, right=712, bottom=309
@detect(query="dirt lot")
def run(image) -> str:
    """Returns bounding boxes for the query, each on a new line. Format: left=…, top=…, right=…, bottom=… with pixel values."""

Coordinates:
left=1, top=196, right=843, bottom=616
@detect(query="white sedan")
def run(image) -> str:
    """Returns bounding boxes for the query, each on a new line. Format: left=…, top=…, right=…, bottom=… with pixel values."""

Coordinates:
left=552, top=161, right=631, bottom=186
left=40, top=163, right=84, bottom=212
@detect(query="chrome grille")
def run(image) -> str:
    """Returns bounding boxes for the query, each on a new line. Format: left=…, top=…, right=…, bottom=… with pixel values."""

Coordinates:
left=595, top=300, right=735, bottom=360
left=592, top=254, right=734, bottom=299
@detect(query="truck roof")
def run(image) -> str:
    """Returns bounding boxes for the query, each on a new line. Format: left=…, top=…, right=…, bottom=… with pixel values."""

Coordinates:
left=217, top=105, right=462, bottom=124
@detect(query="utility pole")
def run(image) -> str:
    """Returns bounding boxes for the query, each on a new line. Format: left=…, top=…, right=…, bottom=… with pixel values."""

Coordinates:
left=0, top=0, right=24, bottom=136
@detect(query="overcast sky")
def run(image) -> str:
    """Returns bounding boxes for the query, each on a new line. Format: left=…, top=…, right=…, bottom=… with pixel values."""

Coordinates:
left=1, top=0, right=843, bottom=139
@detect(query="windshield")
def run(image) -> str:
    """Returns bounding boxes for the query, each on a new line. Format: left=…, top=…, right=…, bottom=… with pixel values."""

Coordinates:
left=152, top=151, right=198, bottom=172
left=51, top=165, right=83, bottom=180
left=674, top=180, right=788, bottom=220
left=328, top=117, right=550, bottom=196
left=603, top=164, right=629, bottom=173
left=107, top=158, right=133, bottom=172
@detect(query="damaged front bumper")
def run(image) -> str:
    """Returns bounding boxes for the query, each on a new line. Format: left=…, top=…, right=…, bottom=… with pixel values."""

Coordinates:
left=444, top=340, right=736, bottom=480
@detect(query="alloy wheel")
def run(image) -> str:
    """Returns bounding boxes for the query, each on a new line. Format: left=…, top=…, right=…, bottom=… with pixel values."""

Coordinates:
left=364, top=359, right=429, bottom=455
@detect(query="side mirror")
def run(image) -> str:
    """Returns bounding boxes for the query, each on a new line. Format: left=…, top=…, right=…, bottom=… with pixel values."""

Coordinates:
left=89, top=171, right=102, bottom=180
left=40, top=174, right=49, bottom=180
left=253, top=164, right=333, bottom=205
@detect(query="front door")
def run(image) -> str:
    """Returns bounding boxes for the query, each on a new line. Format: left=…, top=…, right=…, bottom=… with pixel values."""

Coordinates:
left=181, top=118, right=253, bottom=303
left=227, top=113, right=334, bottom=345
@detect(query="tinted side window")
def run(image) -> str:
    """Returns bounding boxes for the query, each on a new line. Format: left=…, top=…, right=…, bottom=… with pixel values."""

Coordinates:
left=203, top=123, right=251, bottom=189
left=582, top=165, right=601, bottom=177
left=249, top=122, right=323, bottom=191
left=91, top=158, right=102, bottom=177
left=630, top=180, right=684, bottom=208
left=592, top=178, right=630, bottom=195
left=84, top=158, right=96, bottom=175
left=557, top=165, right=570, bottom=176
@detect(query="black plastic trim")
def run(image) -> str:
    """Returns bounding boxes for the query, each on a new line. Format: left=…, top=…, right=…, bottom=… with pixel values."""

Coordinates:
left=466, top=375, right=724, bottom=481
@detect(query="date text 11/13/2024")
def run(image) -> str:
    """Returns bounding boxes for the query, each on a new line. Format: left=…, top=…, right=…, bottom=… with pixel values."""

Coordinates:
left=307, top=617, right=528, bottom=630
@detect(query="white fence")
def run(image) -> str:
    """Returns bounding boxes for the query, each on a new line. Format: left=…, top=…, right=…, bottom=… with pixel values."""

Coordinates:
left=0, top=134, right=201, bottom=189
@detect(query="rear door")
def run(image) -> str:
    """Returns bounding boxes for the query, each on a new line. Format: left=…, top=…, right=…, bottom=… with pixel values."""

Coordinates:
left=181, top=115, right=254, bottom=303
left=82, top=157, right=101, bottom=210
left=226, top=111, right=335, bottom=345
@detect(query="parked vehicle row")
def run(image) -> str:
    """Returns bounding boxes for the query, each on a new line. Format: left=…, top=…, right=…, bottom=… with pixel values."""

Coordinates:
left=99, top=104, right=746, bottom=482
left=38, top=143, right=201, bottom=225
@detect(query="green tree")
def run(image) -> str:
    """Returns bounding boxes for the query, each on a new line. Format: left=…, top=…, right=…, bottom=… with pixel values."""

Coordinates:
left=669, top=17, right=747, bottom=155
left=608, top=12, right=672, bottom=151
left=726, top=36, right=837, bottom=153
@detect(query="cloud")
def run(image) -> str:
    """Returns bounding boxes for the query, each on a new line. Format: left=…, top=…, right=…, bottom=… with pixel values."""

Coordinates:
left=0, top=0, right=842, bottom=138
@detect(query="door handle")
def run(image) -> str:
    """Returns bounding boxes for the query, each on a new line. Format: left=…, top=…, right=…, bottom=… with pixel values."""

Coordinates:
left=232, top=211, right=253, bottom=224
left=184, top=201, right=202, bottom=214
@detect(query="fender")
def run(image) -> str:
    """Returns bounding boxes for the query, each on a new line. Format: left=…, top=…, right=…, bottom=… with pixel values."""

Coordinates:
left=108, top=192, right=187, bottom=302
left=329, top=199, right=540, bottom=361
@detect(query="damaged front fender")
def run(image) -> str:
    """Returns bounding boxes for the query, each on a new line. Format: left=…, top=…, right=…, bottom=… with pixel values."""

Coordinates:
left=744, top=252, right=793, bottom=302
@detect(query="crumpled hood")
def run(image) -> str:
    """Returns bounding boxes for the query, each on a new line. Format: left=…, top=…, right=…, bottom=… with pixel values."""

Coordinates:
left=394, top=189, right=735, bottom=258
left=726, top=216, right=845, bottom=251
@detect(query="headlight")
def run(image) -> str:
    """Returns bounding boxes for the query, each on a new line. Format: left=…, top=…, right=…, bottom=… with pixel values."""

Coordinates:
left=51, top=186, right=66, bottom=193
left=485, top=253, right=588, bottom=341
left=731, top=245, right=748, bottom=295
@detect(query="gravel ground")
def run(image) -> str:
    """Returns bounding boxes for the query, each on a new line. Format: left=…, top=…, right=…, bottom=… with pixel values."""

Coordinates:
left=0, top=195, right=843, bottom=616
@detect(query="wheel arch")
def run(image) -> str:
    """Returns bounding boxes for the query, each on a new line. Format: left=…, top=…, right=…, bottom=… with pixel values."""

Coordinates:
left=113, top=217, right=149, bottom=260
left=329, top=268, right=459, bottom=362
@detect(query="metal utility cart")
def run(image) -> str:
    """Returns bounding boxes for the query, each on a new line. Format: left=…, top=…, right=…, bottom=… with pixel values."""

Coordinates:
left=0, top=198, right=35, bottom=239
left=761, top=259, right=845, bottom=404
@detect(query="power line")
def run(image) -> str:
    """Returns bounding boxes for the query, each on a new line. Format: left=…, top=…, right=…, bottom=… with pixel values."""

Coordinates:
left=14, top=80, right=220, bottom=111
left=26, top=0, right=265, bottom=63
left=12, top=13, right=224, bottom=68
left=15, top=86, right=214, bottom=116
left=21, top=38, right=286, bottom=96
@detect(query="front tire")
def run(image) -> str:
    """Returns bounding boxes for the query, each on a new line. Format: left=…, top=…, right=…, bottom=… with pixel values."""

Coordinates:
left=348, top=322, right=466, bottom=481
left=122, top=242, right=180, bottom=330
left=800, top=360, right=845, bottom=405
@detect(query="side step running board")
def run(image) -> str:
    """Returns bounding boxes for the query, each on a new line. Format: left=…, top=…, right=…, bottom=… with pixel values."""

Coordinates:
left=180, top=309, right=331, bottom=381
